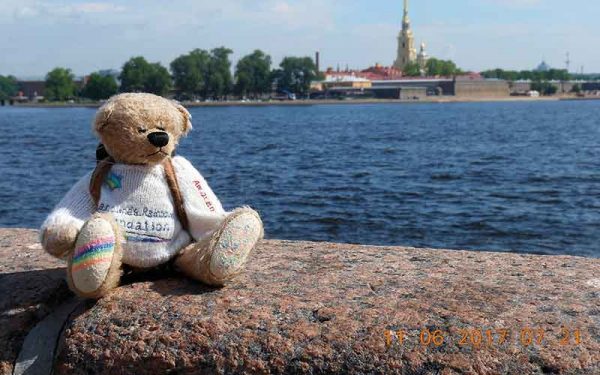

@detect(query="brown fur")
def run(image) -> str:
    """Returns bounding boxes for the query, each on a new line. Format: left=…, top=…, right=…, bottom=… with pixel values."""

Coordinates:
left=174, top=207, right=263, bottom=287
left=93, top=93, right=192, bottom=165
left=40, top=225, right=79, bottom=259
left=49, top=93, right=262, bottom=298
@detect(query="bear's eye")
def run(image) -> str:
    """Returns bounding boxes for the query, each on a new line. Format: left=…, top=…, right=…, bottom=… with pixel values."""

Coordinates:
left=137, top=127, right=147, bottom=134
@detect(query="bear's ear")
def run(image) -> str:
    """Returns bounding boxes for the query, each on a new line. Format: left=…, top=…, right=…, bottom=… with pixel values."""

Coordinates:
left=93, top=100, right=115, bottom=135
left=173, top=101, right=192, bottom=136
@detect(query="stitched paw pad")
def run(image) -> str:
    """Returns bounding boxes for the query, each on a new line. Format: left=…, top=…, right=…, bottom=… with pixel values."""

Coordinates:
left=69, top=217, right=117, bottom=294
left=210, top=210, right=262, bottom=280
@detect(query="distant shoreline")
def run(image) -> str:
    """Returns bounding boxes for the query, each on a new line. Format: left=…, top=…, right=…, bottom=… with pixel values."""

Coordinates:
left=4, top=95, right=599, bottom=109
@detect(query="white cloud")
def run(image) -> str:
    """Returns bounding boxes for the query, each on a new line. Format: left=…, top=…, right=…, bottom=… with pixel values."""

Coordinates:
left=1, top=0, right=598, bottom=76
left=262, top=0, right=334, bottom=30
left=65, top=2, right=126, bottom=14
left=153, top=0, right=336, bottom=31
left=484, top=0, right=542, bottom=8
left=1, top=1, right=126, bottom=21
left=271, top=1, right=292, bottom=15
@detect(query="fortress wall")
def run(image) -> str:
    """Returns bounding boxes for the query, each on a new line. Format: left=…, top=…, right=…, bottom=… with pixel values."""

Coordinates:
left=454, top=80, right=510, bottom=98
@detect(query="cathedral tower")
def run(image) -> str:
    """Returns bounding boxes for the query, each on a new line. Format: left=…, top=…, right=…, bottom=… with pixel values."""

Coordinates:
left=393, top=0, right=417, bottom=70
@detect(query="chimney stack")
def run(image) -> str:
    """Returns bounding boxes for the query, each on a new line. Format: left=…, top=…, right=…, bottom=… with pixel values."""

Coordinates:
left=315, top=51, right=320, bottom=74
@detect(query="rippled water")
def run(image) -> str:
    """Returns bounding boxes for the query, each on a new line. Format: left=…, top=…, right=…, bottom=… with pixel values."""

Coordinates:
left=1, top=101, right=598, bottom=257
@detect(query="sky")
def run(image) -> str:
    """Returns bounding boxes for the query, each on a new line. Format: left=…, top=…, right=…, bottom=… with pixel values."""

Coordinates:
left=1, top=0, right=599, bottom=79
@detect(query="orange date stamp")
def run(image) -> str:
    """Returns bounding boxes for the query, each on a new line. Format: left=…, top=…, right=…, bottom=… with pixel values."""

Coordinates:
left=384, top=327, right=584, bottom=348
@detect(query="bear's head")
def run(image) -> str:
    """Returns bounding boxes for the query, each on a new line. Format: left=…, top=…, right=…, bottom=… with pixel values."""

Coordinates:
left=93, top=93, right=192, bottom=165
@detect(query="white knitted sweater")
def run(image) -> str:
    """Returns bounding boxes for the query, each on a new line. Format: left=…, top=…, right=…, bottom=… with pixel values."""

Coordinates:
left=41, top=156, right=227, bottom=268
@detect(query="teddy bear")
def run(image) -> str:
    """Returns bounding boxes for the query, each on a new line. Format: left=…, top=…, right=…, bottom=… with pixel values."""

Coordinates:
left=40, top=92, right=263, bottom=299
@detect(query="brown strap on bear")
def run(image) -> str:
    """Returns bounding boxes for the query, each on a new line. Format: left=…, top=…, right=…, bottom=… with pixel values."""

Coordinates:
left=89, top=157, right=190, bottom=232
left=162, top=158, right=190, bottom=232
left=89, top=157, right=114, bottom=207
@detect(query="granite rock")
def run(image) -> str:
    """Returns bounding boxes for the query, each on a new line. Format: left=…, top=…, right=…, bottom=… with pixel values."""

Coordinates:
left=0, top=229, right=598, bottom=374
left=51, top=239, right=600, bottom=374
left=0, top=228, right=70, bottom=375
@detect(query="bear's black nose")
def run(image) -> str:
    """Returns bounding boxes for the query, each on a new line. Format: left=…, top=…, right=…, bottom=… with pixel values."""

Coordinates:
left=147, top=132, right=169, bottom=147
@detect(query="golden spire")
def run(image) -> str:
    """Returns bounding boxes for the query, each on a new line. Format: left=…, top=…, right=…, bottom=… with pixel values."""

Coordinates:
left=402, top=0, right=410, bottom=29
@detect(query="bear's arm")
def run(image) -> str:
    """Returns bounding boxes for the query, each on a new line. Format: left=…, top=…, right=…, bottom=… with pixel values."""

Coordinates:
left=172, top=156, right=228, bottom=241
left=40, top=172, right=96, bottom=258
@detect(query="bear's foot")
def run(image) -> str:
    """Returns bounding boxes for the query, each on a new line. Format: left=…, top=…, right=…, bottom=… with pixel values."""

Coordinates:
left=210, top=207, right=263, bottom=281
left=67, top=213, right=123, bottom=299
left=175, top=207, right=263, bottom=286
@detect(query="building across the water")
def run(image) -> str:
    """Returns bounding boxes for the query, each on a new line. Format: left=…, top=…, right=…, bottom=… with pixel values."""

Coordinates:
left=313, top=72, right=511, bottom=100
left=312, top=1, right=518, bottom=100
left=8, top=78, right=87, bottom=103
left=13, top=81, right=46, bottom=102
left=535, top=60, right=551, bottom=72
left=393, top=0, right=428, bottom=74
left=322, top=64, right=402, bottom=82
left=325, top=1, right=428, bottom=78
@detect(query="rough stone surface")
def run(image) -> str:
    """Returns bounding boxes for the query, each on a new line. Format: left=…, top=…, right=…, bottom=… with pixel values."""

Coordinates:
left=1, top=229, right=598, bottom=374
left=0, top=228, right=70, bottom=375
left=49, top=238, right=599, bottom=374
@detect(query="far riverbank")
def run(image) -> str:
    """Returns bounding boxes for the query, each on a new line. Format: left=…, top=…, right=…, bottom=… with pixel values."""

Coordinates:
left=4, top=94, right=599, bottom=109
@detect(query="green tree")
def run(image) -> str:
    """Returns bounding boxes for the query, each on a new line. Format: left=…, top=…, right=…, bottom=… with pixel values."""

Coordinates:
left=545, top=69, right=570, bottom=81
left=145, top=64, right=172, bottom=96
left=170, top=47, right=233, bottom=100
left=531, top=81, right=558, bottom=95
left=81, top=73, right=118, bottom=100
left=505, top=70, right=520, bottom=81
left=0, top=75, right=18, bottom=100
left=530, top=81, right=542, bottom=93
left=481, top=69, right=500, bottom=79
left=119, top=57, right=149, bottom=92
left=119, top=56, right=172, bottom=96
left=274, top=56, right=318, bottom=96
left=519, top=70, right=534, bottom=81
left=481, top=68, right=571, bottom=82
left=481, top=68, right=519, bottom=81
left=402, top=62, right=421, bottom=77
left=426, top=58, right=462, bottom=76
left=45, top=68, right=76, bottom=101
left=234, top=49, right=272, bottom=98
left=545, top=84, right=558, bottom=95
left=571, top=83, right=581, bottom=94
left=206, top=47, right=234, bottom=99
left=170, top=49, right=211, bottom=99
left=571, top=73, right=600, bottom=81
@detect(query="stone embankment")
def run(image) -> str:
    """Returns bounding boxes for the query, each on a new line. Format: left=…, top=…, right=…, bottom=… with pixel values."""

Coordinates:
left=1, top=228, right=598, bottom=374
left=10, top=95, right=600, bottom=110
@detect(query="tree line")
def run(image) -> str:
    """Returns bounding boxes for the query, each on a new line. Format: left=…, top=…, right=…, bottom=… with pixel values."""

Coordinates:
left=481, top=68, right=571, bottom=82
left=0, top=75, right=18, bottom=100
left=4, top=55, right=597, bottom=102
left=4, top=48, right=319, bottom=102
left=402, top=58, right=463, bottom=77
left=481, top=68, right=579, bottom=96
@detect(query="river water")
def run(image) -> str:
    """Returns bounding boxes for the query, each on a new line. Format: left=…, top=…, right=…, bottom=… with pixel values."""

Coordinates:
left=1, top=100, right=598, bottom=257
